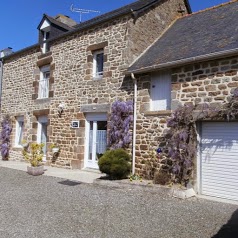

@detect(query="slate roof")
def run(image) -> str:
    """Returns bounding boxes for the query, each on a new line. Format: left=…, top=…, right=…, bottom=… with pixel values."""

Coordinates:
left=73, top=0, right=191, bottom=30
left=38, top=14, right=73, bottom=31
left=128, top=0, right=238, bottom=73
left=3, top=0, right=191, bottom=59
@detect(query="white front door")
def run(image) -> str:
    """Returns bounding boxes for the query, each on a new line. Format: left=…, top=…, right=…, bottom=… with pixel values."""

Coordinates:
left=37, top=116, right=48, bottom=162
left=85, top=113, right=107, bottom=169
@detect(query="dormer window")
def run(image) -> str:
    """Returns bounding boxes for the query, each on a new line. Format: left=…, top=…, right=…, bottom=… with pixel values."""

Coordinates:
left=39, top=19, right=51, bottom=54
left=42, top=31, right=50, bottom=53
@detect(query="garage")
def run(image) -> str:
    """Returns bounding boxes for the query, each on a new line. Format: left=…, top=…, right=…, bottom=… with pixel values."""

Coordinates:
left=200, top=122, right=238, bottom=201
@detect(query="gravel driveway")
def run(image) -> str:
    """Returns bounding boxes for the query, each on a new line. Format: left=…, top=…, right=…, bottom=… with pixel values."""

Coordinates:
left=0, top=167, right=237, bottom=238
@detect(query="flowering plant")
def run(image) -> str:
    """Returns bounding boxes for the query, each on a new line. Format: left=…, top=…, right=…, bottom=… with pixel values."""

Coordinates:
left=109, top=100, right=133, bottom=149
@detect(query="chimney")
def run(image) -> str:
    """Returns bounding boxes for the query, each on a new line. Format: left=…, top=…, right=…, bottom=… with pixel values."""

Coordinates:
left=0, top=47, right=13, bottom=58
left=54, top=14, right=77, bottom=27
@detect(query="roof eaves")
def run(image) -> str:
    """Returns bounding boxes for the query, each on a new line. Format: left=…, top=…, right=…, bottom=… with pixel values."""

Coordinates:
left=2, top=44, right=40, bottom=61
left=127, top=48, right=238, bottom=75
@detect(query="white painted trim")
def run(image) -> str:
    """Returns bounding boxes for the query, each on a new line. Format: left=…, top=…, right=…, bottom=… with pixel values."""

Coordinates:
left=14, top=116, right=24, bottom=147
left=150, top=71, right=171, bottom=111
left=38, top=66, right=50, bottom=99
left=93, top=49, right=104, bottom=79
left=40, top=19, right=50, bottom=31
left=84, top=120, right=90, bottom=169
left=37, top=116, right=48, bottom=162
left=196, top=123, right=202, bottom=195
left=84, top=113, right=107, bottom=169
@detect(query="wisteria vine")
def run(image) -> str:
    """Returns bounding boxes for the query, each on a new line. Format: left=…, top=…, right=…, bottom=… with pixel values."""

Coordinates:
left=0, top=115, right=12, bottom=160
left=109, top=100, right=133, bottom=149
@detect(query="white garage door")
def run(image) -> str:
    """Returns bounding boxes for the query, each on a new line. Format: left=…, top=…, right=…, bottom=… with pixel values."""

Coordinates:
left=200, top=122, right=238, bottom=201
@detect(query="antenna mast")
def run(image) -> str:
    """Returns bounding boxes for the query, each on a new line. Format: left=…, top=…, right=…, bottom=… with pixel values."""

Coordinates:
left=70, top=4, right=100, bottom=23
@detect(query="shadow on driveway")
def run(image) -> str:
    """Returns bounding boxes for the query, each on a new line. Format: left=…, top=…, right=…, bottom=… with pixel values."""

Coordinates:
left=212, top=209, right=238, bottom=238
left=58, top=180, right=82, bottom=186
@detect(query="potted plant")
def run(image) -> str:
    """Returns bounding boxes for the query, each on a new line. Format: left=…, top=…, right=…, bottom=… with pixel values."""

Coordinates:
left=21, top=139, right=29, bottom=148
left=50, top=143, right=60, bottom=154
left=22, top=142, right=44, bottom=176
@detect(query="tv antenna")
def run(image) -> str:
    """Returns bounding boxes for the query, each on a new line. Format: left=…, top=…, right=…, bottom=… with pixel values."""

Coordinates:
left=70, top=4, right=100, bottom=23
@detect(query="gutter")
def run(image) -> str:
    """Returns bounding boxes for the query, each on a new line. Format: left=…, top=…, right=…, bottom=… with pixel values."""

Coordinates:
left=131, top=73, right=137, bottom=175
left=127, top=47, right=238, bottom=75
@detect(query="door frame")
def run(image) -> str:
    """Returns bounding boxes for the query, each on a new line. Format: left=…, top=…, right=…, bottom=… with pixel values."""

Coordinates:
left=84, top=113, right=107, bottom=169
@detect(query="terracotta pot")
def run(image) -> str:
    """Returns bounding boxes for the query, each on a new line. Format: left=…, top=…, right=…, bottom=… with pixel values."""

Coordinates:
left=52, top=148, right=60, bottom=153
left=27, top=165, right=44, bottom=176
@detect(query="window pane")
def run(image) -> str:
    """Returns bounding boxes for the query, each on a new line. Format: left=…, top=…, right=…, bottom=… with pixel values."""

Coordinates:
left=96, top=53, right=104, bottom=76
left=39, top=70, right=50, bottom=98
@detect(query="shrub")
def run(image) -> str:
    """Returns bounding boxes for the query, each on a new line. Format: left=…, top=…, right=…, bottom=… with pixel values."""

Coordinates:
left=0, top=115, right=12, bottom=160
left=98, top=149, right=131, bottom=179
left=22, top=142, right=44, bottom=167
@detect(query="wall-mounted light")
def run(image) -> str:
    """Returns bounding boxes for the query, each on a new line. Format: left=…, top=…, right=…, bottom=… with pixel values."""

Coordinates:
left=58, top=103, right=65, bottom=117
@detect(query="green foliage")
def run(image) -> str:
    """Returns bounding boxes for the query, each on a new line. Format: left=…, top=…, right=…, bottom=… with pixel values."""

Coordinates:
left=22, top=142, right=44, bottom=167
left=98, top=149, right=131, bottom=179
left=153, top=171, right=171, bottom=185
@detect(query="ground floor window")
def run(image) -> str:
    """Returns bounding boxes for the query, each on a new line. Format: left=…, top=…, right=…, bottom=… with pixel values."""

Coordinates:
left=37, top=116, right=48, bottom=161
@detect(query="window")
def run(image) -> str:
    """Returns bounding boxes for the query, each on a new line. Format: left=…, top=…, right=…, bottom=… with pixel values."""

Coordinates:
left=15, top=116, right=24, bottom=147
left=42, top=31, right=50, bottom=53
left=37, top=116, right=48, bottom=161
left=93, top=50, right=104, bottom=79
left=38, top=66, right=50, bottom=99
left=150, top=72, right=171, bottom=111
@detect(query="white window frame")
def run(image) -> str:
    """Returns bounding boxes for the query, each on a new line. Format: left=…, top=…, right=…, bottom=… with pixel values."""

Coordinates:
left=38, top=65, right=50, bottom=99
left=37, top=116, right=48, bottom=161
left=150, top=71, right=171, bottom=111
left=93, top=50, right=104, bottom=79
left=15, top=116, right=24, bottom=147
left=42, top=30, right=50, bottom=54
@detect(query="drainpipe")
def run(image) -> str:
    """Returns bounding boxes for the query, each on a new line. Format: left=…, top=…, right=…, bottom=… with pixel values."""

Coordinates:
left=131, top=73, right=137, bottom=175
left=0, top=59, right=3, bottom=108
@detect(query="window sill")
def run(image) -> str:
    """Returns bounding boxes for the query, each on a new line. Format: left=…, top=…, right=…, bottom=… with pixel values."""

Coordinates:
left=35, top=98, right=51, bottom=104
left=12, top=146, right=23, bottom=151
left=93, top=76, right=103, bottom=80
left=38, top=51, right=52, bottom=60
left=144, top=110, right=172, bottom=116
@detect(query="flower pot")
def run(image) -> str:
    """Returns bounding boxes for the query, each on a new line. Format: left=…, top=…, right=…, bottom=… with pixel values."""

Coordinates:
left=52, top=147, right=60, bottom=153
left=27, top=165, right=44, bottom=176
left=22, top=143, right=29, bottom=148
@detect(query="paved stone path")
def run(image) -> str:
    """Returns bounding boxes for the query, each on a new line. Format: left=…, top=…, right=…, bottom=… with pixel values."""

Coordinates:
left=0, top=167, right=237, bottom=238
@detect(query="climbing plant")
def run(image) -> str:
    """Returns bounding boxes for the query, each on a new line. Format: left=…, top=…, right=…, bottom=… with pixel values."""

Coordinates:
left=164, top=88, right=238, bottom=185
left=109, top=100, right=133, bottom=149
left=0, top=115, right=12, bottom=160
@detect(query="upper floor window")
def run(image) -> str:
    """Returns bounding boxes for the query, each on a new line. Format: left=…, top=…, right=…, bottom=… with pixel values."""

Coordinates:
left=93, top=50, right=104, bottom=79
left=42, top=31, right=50, bottom=53
left=15, top=116, right=24, bottom=147
left=150, top=72, right=171, bottom=111
left=38, top=65, right=50, bottom=99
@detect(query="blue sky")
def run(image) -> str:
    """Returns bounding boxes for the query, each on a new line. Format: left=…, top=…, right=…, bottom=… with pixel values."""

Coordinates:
left=0, top=0, right=230, bottom=52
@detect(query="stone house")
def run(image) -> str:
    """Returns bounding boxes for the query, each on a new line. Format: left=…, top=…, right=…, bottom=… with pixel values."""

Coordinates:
left=128, top=0, right=238, bottom=202
left=0, top=0, right=191, bottom=170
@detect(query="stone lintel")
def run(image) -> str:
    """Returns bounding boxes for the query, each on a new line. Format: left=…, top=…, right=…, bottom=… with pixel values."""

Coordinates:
left=144, top=110, right=172, bottom=116
left=80, top=103, right=110, bottom=113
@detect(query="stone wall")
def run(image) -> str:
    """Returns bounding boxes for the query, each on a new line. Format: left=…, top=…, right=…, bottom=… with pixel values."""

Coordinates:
left=127, top=0, right=188, bottom=63
left=135, top=56, right=238, bottom=175
left=1, top=0, right=190, bottom=169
